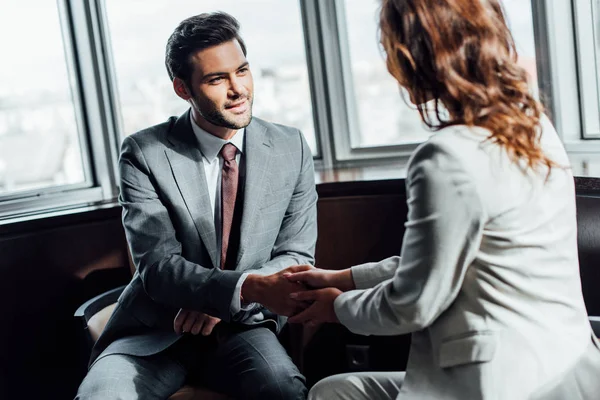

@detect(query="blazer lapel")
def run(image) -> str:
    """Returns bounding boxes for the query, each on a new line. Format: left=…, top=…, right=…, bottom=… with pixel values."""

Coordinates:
left=165, top=110, right=218, bottom=269
left=236, top=119, right=272, bottom=266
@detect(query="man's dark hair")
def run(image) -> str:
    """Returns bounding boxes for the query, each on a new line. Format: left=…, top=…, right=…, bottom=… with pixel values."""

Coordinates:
left=165, top=12, right=247, bottom=84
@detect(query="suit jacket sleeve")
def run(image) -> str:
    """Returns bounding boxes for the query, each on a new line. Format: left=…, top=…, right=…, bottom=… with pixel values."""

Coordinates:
left=249, top=130, right=318, bottom=276
left=350, top=257, right=401, bottom=289
left=119, top=135, right=243, bottom=322
left=334, top=140, right=487, bottom=335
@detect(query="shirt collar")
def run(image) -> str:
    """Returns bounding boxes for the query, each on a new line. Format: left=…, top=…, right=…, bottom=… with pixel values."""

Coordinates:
left=190, top=113, right=245, bottom=163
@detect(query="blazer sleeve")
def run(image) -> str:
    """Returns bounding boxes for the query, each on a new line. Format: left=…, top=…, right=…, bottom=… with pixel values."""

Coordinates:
left=119, top=136, right=243, bottom=321
left=250, top=130, right=318, bottom=276
left=350, top=257, right=402, bottom=289
left=334, top=140, right=487, bottom=336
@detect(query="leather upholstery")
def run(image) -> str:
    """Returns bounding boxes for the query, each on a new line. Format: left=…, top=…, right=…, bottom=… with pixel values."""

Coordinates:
left=576, top=196, right=600, bottom=316
left=168, top=385, right=231, bottom=400
left=87, top=303, right=116, bottom=343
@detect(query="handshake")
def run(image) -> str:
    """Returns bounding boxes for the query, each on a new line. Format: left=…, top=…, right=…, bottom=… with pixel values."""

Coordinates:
left=174, top=265, right=355, bottom=336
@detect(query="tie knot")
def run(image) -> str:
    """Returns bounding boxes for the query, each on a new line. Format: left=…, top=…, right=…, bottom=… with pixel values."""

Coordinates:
left=220, top=143, right=237, bottom=161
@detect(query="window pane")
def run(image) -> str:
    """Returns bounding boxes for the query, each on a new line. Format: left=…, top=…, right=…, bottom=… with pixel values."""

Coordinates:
left=342, top=0, right=538, bottom=148
left=0, top=1, right=86, bottom=195
left=105, top=1, right=318, bottom=154
left=503, top=0, right=539, bottom=94
left=588, top=0, right=600, bottom=137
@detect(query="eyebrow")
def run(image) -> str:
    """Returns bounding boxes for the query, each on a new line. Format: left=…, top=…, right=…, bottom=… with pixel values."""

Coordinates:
left=202, top=62, right=250, bottom=81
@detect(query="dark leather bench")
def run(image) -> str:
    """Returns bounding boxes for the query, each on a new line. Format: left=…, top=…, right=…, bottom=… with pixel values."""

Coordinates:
left=576, top=195, right=600, bottom=316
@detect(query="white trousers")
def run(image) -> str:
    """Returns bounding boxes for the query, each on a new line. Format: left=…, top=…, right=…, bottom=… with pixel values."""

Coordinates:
left=308, top=371, right=405, bottom=400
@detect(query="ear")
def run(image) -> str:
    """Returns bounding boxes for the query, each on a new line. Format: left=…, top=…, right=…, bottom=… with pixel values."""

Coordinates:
left=173, top=77, right=192, bottom=100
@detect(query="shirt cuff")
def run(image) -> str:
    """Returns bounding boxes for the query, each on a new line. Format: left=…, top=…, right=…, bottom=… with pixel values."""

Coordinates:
left=230, top=273, right=258, bottom=315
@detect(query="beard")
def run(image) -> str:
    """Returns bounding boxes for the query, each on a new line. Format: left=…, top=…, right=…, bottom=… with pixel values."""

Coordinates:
left=193, top=93, right=253, bottom=130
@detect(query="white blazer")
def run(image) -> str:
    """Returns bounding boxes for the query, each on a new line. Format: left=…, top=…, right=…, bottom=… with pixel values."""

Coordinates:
left=334, top=116, right=598, bottom=399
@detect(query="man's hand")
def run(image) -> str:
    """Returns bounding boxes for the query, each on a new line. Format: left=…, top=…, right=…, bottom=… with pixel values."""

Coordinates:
left=174, top=309, right=221, bottom=336
left=288, top=288, right=343, bottom=326
left=241, top=265, right=313, bottom=316
left=284, top=267, right=355, bottom=292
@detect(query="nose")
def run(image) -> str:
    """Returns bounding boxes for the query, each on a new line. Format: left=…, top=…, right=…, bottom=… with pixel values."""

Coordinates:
left=228, top=76, right=244, bottom=97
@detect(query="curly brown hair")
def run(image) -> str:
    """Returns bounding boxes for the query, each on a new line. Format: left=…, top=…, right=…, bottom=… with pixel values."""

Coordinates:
left=379, top=0, right=556, bottom=171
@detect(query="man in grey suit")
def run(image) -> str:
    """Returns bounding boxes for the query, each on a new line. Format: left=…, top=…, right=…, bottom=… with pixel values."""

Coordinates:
left=76, top=12, right=316, bottom=400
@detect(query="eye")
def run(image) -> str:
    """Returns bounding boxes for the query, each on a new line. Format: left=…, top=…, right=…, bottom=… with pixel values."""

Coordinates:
left=237, top=67, right=249, bottom=75
left=209, top=77, right=223, bottom=84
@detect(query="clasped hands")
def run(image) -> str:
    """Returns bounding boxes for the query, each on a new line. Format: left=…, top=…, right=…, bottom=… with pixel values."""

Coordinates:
left=284, top=265, right=354, bottom=326
left=174, top=265, right=354, bottom=335
left=242, top=264, right=355, bottom=326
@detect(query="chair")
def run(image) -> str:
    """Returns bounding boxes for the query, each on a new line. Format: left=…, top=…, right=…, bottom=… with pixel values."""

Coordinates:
left=74, top=286, right=231, bottom=400
left=590, top=316, right=600, bottom=337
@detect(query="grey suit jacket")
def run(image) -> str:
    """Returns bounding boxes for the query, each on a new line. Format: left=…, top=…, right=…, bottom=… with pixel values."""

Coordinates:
left=90, top=110, right=317, bottom=366
left=335, top=116, right=599, bottom=399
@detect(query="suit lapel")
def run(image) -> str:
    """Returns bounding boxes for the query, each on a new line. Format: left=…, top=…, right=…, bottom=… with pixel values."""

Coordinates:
left=236, top=120, right=272, bottom=266
left=165, top=110, right=218, bottom=269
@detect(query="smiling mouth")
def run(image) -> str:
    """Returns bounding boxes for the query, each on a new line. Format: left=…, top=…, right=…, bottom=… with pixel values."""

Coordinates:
left=226, top=99, right=248, bottom=112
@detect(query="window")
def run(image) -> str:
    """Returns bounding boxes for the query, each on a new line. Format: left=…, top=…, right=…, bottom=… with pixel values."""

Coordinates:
left=341, top=0, right=429, bottom=148
left=3, top=0, right=600, bottom=220
left=502, top=0, right=538, bottom=93
left=104, top=0, right=319, bottom=154
left=574, top=0, right=600, bottom=139
left=338, top=0, right=539, bottom=149
left=0, top=1, right=88, bottom=197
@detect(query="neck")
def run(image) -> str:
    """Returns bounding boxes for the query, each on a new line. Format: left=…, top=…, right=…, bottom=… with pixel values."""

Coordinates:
left=191, top=109, right=237, bottom=140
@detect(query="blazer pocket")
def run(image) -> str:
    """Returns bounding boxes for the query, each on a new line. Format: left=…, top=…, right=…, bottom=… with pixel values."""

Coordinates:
left=438, top=331, right=497, bottom=368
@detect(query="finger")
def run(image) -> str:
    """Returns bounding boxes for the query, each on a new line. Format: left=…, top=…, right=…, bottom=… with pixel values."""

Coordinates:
left=182, top=312, right=198, bottom=333
left=202, top=318, right=220, bottom=336
left=284, top=271, right=313, bottom=282
left=307, top=320, right=319, bottom=328
left=287, top=280, right=308, bottom=291
left=290, top=288, right=324, bottom=301
left=174, top=309, right=188, bottom=334
left=285, top=265, right=314, bottom=274
left=288, top=304, right=317, bottom=324
left=190, top=315, right=206, bottom=335
left=292, top=302, right=311, bottom=316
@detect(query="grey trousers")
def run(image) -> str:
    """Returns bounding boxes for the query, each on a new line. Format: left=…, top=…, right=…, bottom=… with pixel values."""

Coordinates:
left=76, top=327, right=307, bottom=400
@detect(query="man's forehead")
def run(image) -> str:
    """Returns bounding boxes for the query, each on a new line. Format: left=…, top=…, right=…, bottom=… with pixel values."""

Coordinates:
left=189, top=40, right=247, bottom=76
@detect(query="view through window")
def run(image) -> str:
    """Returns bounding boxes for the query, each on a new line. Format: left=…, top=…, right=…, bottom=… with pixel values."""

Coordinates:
left=342, top=0, right=538, bottom=148
left=0, top=1, right=86, bottom=196
left=105, top=0, right=318, bottom=153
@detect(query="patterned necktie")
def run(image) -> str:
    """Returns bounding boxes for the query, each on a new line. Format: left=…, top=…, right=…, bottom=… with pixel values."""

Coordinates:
left=220, top=143, right=239, bottom=270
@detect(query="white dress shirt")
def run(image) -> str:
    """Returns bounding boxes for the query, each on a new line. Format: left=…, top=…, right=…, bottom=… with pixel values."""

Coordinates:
left=190, top=115, right=254, bottom=316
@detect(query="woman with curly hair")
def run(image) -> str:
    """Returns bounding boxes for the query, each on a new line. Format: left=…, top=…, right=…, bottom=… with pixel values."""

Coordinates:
left=286, top=0, right=600, bottom=398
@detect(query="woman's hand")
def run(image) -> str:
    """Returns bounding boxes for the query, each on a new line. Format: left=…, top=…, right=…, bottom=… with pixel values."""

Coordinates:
left=288, top=288, right=343, bottom=326
left=284, top=268, right=355, bottom=292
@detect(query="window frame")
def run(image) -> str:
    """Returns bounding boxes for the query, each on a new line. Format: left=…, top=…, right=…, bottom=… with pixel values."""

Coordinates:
left=312, top=0, right=420, bottom=165
left=543, top=0, right=600, bottom=153
left=0, top=1, right=94, bottom=203
left=0, top=0, right=119, bottom=220
left=573, top=0, right=600, bottom=140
